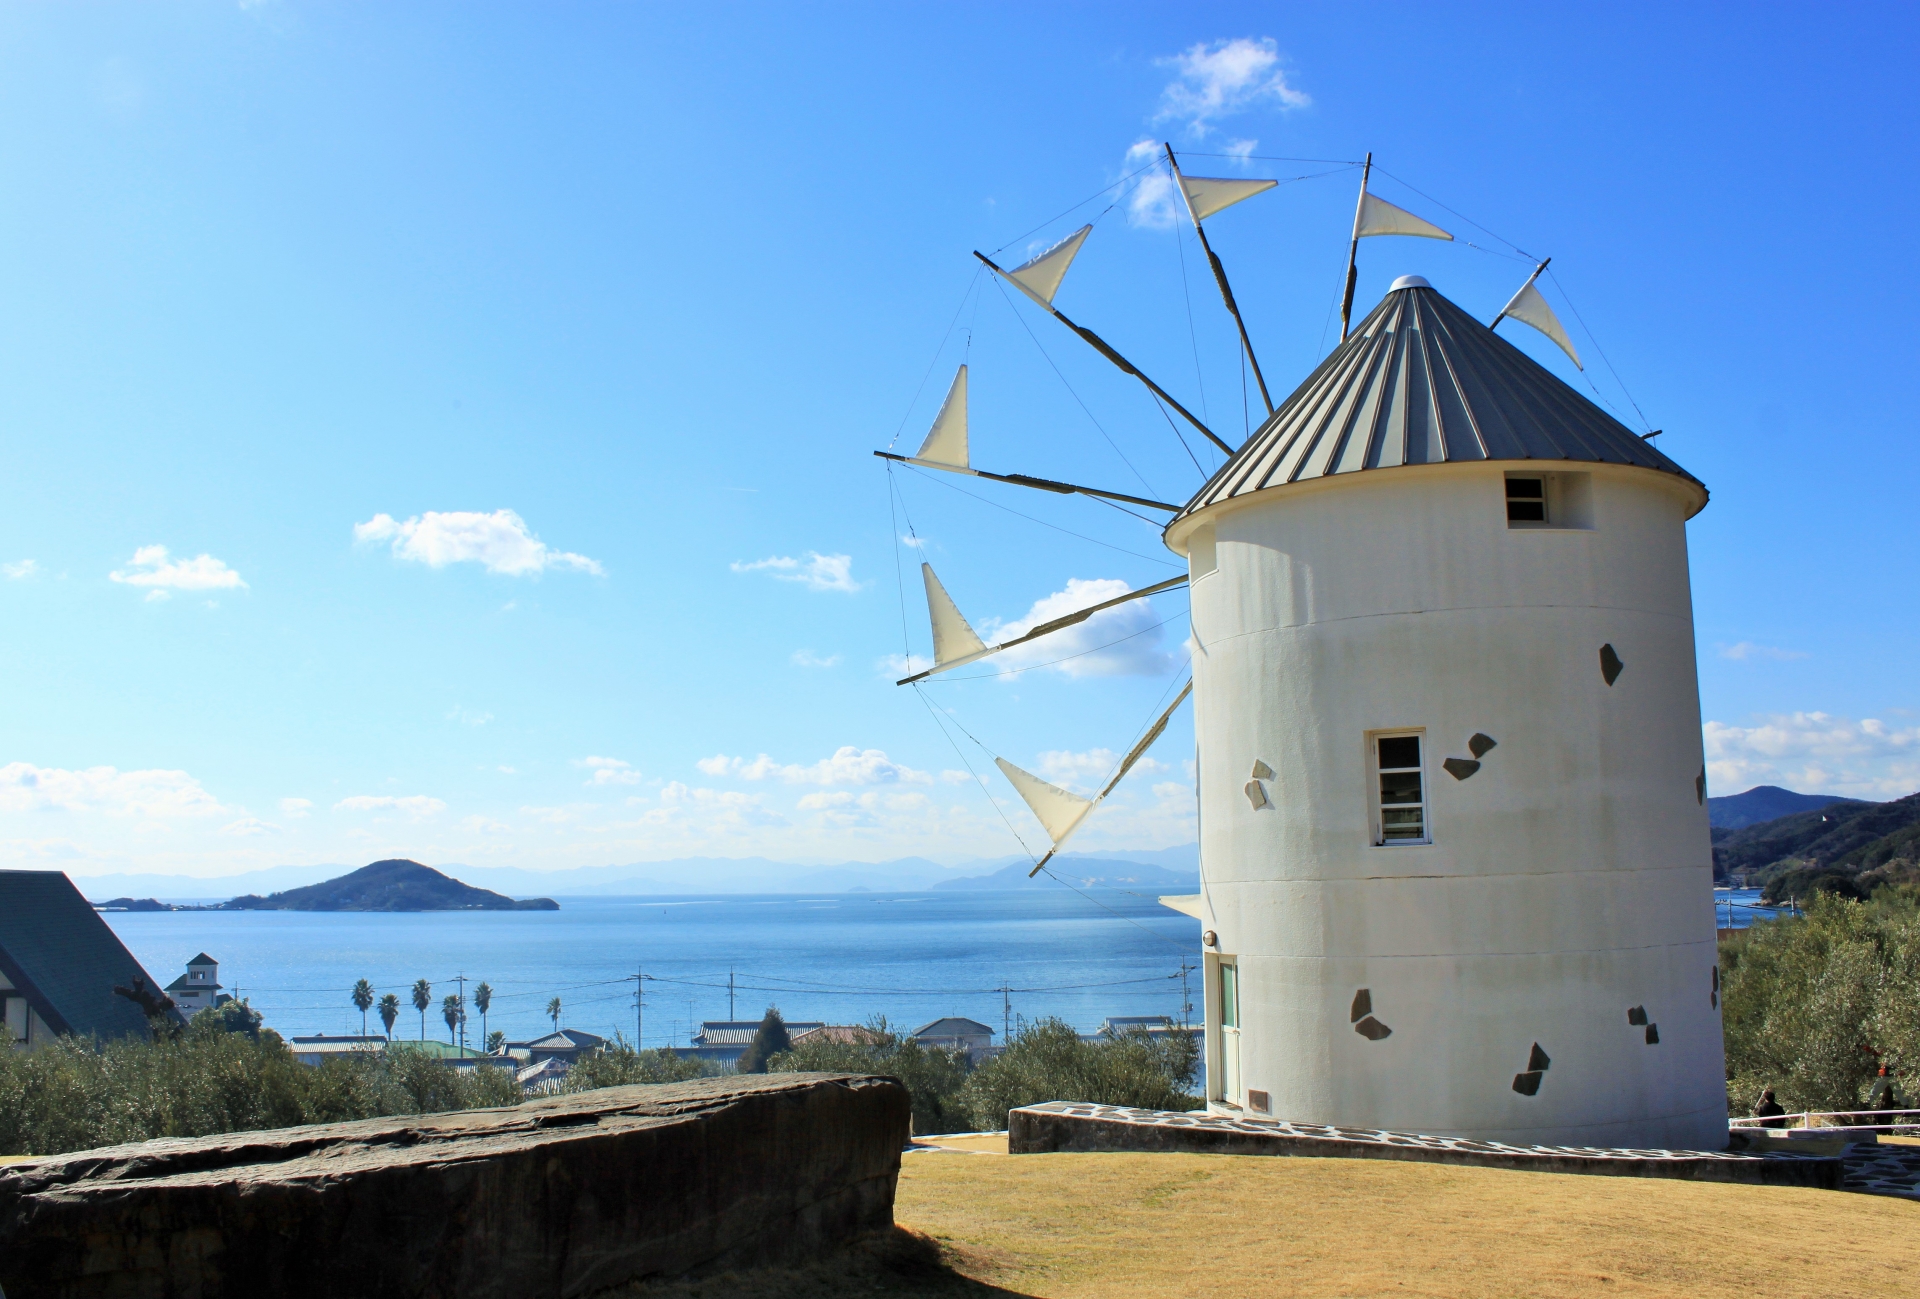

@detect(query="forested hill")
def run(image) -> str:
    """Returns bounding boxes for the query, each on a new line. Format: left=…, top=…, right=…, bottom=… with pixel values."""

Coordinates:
left=225, top=860, right=559, bottom=912
left=1713, top=793, right=1920, bottom=900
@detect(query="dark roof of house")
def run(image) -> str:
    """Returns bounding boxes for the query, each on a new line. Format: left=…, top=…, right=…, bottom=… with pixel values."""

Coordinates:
left=187, top=952, right=218, bottom=966
left=1178, top=279, right=1704, bottom=520
left=692, top=1020, right=825, bottom=1047
left=164, top=973, right=223, bottom=992
left=912, top=1017, right=995, bottom=1038
left=0, top=871, right=176, bottom=1039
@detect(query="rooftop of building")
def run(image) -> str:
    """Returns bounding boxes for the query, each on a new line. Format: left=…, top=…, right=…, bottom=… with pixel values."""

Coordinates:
left=0, top=870, right=177, bottom=1040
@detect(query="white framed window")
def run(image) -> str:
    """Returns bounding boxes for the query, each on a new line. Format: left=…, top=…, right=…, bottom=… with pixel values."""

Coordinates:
left=1370, top=730, right=1429, bottom=845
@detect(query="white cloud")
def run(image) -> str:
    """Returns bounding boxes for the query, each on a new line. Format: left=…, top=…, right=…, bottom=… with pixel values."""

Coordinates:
left=445, top=705, right=493, bottom=726
left=1037, top=747, right=1168, bottom=794
left=1703, top=712, right=1920, bottom=800
left=3, top=560, right=37, bottom=579
left=110, top=546, right=246, bottom=599
left=1719, top=642, right=1811, bottom=662
left=698, top=746, right=934, bottom=786
left=0, top=763, right=227, bottom=818
left=941, top=770, right=972, bottom=785
left=463, top=815, right=511, bottom=835
left=279, top=797, right=313, bottom=817
left=879, top=653, right=934, bottom=679
left=575, top=756, right=643, bottom=787
left=900, top=535, right=927, bottom=550
left=791, top=650, right=842, bottom=668
left=354, top=510, right=603, bottom=577
left=730, top=552, right=861, bottom=593
left=333, top=794, right=446, bottom=817
left=980, top=578, right=1183, bottom=678
left=1125, top=140, right=1180, bottom=229
left=1155, top=37, right=1309, bottom=136
left=220, top=818, right=279, bottom=836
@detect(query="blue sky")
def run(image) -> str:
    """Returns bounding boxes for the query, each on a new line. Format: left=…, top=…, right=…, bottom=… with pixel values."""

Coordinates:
left=2, top=4, right=1916, bottom=881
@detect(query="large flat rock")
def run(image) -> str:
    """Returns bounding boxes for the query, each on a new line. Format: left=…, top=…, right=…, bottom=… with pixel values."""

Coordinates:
left=0, top=1072, right=909, bottom=1299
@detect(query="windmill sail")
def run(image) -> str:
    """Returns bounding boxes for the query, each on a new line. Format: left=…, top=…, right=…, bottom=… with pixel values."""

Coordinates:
left=995, top=758, right=1095, bottom=846
left=912, top=365, right=970, bottom=468
left=922, top=564, right=987, bottom=669
left=1354, top=192, right=1453, bottom=241
left=1003, top=225, right=1091, bottom=309
left=1178, top=174, right=1277, bottom=224
left=1012, top=679, right=1194, bottom=876
left=1496, top=277, right=1583, bottom=369
left=897, top=574, right=1188, bottom=686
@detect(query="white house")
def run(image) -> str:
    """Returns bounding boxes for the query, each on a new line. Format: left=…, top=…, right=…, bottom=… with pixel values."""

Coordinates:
left=1161, top=277, right=1724, bottom=1149
left=166, top=953, right=226, bottom=1016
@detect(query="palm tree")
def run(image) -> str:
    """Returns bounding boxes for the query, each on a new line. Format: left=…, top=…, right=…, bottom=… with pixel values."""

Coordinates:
left=412, top=979, right=432, bottom=1039
left=546, top=997, right=562, bottom=1033
left=378, top=993, right=400, bottom=1040
left=351, top=979, right=374, bottom=1037
left=441, top=995, right=463, bottom=1046
left=486, top=1030, right=505, bottom=1053
left=473, top=982, right=492, bottom=1050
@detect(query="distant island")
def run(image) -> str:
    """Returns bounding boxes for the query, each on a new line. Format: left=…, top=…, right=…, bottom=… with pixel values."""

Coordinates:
left=223, top=859, right=559, bottom=912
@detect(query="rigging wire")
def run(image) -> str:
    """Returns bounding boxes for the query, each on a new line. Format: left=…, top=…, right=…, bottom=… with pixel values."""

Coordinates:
left=1544, top=267, right=1656, bottom=433
left=990, top=275, right=1159, bottom=499
left=1174, top=209, right=1209, bottom=428
left=1369, top=166, right=1539, bottom=262
left=898, top=463, right=1182, bottom=570
left=909, top=682, right=1038, bottom=860
left=887, top=266, right=986, bottom=451
left=1178, top=154, right=1364, bottom=165
left=989, top=156, right=1163, bottom=256
left=885, top=465, right=918, bottom=666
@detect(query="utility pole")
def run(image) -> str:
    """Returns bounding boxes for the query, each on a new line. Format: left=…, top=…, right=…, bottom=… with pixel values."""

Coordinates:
left=633, top=965, right=643, bottom=1049
left=1002, top=982, right=1011, bottom=1044
left=728, top=967, right=736, bottom=1021
left=1179, top=960, right=1195, bottom=1029
left=454, top=973, right=467, bottom=1055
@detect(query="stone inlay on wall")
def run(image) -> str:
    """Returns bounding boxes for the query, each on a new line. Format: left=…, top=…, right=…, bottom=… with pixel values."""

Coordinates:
left=1009, top=1102, right=1855, bottom=1192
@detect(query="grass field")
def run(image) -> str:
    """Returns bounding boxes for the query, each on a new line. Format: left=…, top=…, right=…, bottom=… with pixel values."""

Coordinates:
left=637, top=1144, right=1919, bottom=1297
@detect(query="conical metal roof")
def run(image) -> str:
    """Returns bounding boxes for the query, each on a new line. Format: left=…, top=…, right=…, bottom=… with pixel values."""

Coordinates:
left=1177, top=281, right=1703, bottom=519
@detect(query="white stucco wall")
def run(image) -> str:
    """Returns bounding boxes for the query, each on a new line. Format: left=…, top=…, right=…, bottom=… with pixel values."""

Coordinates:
left=1169, top=461, right=1726, bottom=1148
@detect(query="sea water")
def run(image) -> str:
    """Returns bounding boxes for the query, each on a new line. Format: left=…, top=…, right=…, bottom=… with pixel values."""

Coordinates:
left=103, top=889, right=1202, bottom=1048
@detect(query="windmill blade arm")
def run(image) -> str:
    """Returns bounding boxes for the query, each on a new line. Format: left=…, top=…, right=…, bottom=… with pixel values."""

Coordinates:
left=1026, top=847, right=1059, bottom=878
left=894, top=575, right=1188, bottom=686
left=873, top=451, right=1181, bottom=512
left=1099, top=679, right=1194, bottom=799
left=972, top=251, right=1233, bottom=456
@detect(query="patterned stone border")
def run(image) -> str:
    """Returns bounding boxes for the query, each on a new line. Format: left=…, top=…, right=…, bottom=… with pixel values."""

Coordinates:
left=1009, top=1102, right=1845, bottom=1191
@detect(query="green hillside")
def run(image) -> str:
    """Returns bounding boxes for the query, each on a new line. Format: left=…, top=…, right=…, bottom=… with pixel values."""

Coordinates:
left=224, top=859, right=558, bottom=912
left=1712, top=792, right=1920, bottom=900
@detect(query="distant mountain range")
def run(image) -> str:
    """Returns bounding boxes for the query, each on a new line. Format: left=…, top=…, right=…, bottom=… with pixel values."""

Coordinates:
left=1706, top=784, right=1859, bottom=830
left=74, top=844, right=1202, bottom=902
left=1713, top=791, right=1920, bottom=900
left=935, top=858, right=1199, bottom=891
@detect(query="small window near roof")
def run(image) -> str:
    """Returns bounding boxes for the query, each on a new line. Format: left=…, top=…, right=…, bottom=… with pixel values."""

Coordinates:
left=1506, top=476, right=1546, bottom=523
left=1373, top=732, right=1428, bottom=844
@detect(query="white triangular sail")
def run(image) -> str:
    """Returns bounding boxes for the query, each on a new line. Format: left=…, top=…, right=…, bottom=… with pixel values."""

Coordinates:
left=1178, top=174, right=1277, bottom=224
left=994, top=757, right=1095, bottom=847
left=1004, top=224, right=1091, bottom=309
left=913, top=365, right=969, bottom=467
left=921, top=564, right=987, bottom=668
left=1354, top=191, right=1453, bottom=241
left=1497, top=278, right=1583, bottom=369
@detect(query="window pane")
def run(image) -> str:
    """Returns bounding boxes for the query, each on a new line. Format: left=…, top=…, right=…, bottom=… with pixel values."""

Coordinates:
left=1383, top=815, right=1425, bottom=840
left=1377, top=736, right=1420, bottom=769
left=1219, top=963, right=1238, bottom=1029
left=1380, top=771, right=1422, bottom=805
left=1507, top=500, right=1546, bottom=522
left=1506, top=478, right=1544, bottom=499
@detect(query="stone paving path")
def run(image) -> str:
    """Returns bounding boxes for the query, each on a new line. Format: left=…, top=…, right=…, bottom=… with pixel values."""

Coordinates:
left=1841, top=1142, right=1920, bottom=1200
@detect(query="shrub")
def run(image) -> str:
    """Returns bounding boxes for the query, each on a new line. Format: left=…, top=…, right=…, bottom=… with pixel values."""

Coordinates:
left=1721, top=890, right=1920, bottom=1115
left=0, top=1019, right=520, bottom=1157
left=959, top=1017, right=1200, bottom=1132
left=769, top=1019, right=972, bottom=1134
left=560, top=1040, right=717, bottom=1091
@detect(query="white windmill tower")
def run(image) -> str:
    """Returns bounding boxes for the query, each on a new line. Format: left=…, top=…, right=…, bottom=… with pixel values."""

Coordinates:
left=883, top=153, right=1725, bottom=1149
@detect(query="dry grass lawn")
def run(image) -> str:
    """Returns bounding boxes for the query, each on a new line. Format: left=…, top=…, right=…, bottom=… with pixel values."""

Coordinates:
left=892, top=1150, right=1919, bottom=1298
left=632, top=1147, right=1918, bottom=1297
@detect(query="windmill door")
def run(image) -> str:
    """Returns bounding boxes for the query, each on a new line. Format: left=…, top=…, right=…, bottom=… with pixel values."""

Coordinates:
left=1216, top=958, right=1241, bottom=1104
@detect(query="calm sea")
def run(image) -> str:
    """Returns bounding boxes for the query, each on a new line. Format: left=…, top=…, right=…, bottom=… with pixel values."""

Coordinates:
left=103, top=890, right=1202, bottom=1049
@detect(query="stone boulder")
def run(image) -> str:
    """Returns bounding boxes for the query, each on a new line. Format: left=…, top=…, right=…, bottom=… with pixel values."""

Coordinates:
left=0, top=1072, right=909, bottom=1299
